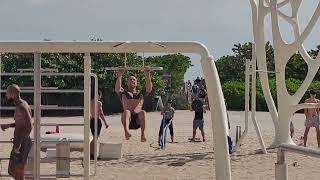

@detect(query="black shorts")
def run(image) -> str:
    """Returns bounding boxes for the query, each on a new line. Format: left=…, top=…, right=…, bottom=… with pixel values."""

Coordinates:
left=10, top=137, right=32, bottom=164
left=90, top=118, right=102, bottom=137
left=129, top=113, right=141, bottom=130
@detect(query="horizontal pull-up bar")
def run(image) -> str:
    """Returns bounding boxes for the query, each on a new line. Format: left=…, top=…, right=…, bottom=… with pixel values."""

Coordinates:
left=105, top=67, right=163, bottom=71
left=20, top=86, right=58, bottom=90
left=17, top=68, right=58, bottom=72
left=0, top=72, right=84, bottom=76
left=41, top=123, right=84, bottom=126
left=1, top=105, right=83, bottom=110
left=0, top=89, right=84, bottom=93
left=255, top=70, right=279, bottom=73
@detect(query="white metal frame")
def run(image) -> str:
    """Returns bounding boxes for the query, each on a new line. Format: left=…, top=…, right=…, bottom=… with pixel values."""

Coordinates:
left=0, top=41, right=231, bottom=180
left=0, top=54, right=100, bottom=179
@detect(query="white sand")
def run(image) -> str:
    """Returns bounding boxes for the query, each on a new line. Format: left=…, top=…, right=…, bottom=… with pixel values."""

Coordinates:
left=0, top=111, right=319, bottom=180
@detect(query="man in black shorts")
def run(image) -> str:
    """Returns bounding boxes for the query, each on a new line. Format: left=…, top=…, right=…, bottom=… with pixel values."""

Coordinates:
left=191, top=98, right=206, bottom=142
left=115, top=66, right=152, bottom=142
left=1, top=84, right=33, bottom=180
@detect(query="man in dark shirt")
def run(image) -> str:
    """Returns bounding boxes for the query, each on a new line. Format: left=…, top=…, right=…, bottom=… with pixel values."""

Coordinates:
left=191, top=98, right=206, bottom=142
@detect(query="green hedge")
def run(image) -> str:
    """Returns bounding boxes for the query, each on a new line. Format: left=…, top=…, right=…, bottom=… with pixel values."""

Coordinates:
left=222, top=78, right=320, bottom=111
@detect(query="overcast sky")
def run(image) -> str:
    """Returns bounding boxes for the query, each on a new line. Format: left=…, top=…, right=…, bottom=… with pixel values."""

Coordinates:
left=0, top=0, right=319, bottom=80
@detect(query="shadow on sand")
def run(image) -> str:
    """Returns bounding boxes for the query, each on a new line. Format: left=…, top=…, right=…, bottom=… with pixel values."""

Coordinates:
left=102, top=152, right=213, bottom=167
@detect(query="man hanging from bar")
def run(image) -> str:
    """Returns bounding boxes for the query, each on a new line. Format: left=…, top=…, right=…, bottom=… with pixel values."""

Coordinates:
left=115, top=66, right=152, bottom=142
left=1, top=84, right=33, bottom=180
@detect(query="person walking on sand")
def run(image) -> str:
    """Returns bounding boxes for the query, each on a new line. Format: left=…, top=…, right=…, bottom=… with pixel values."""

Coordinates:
left=303, top=89, right=320, bottom=147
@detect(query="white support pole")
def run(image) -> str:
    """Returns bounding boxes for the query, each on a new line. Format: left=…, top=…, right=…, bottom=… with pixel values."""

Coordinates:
left=251, top=58, right=267, bottom=154
left=83, top=53, right=91, bottom=180
left=201, top=55, right=231, bottom=180
left=33, top=53, right=41, bottom=180
left=234, top=59, right=251, bottom=152
left=275, top=149, right=288, bottom=180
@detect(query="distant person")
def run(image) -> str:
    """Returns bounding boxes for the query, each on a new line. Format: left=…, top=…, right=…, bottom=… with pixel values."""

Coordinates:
left=115, top=66, right=152, bottom=142
left=290, top=121, right=294, bottom=138
left=90, top=90, right=109, bottom=159
left=191, top=83, right=199, bottom=101
left=191, top=98, right=206, bottom=142
left=158, top=100, right=175, bottom=145
left=198, top=85, right=207, bottom=103
left=303, top=89, right=320, bottom=147
left=1, top=84, right=33, bottom=180
left=194, top=77, right=201, bottom=84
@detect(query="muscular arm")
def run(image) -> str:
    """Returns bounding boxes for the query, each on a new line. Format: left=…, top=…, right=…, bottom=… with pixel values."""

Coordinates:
left=304, top=99, right=309, bottom=118
left=13, top=105, right=32, bottom=149
left=145, top=71, right=152, bottom=94
left=98, top=101, right=108, bottom=127
left=115, top=75, right=123, bottom=95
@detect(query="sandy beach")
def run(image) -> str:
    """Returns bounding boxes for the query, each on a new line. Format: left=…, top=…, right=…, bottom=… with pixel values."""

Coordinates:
left=0, top=110, right=320, bottom=180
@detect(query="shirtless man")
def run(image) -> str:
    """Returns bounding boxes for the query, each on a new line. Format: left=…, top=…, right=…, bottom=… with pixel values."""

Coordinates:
left=303, top=89, right=320, bottom=147
left=90, top=90, right=108, bottom=159
left=1, top=84, right=33, bottom=180
left=115, top=66, right=152, bottom=142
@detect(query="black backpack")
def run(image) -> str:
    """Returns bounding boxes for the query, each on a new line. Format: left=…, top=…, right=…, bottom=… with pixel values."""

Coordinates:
left=192, top=85, right=198, bottom=94
left=198, top=89, right=206, bottom=98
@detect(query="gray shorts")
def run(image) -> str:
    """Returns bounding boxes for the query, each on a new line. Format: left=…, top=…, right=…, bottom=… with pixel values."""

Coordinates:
left=193, top=119, right=204, bottom=130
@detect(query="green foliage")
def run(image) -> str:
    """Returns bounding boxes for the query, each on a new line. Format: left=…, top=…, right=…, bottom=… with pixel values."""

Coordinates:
left=1, top=52, right=191, bottom=113
left=217, top=42, right=320, bottom=111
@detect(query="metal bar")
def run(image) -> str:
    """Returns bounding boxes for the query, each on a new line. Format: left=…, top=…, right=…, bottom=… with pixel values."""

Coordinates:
left=0, top=106, right=83, bottom=110
left=0, top=72, right=84, bottom=76
left=251, top=57, right=267, bottom=154
left=40, top=123, right=84, bottom=126
left=83, top=53, right=91, bottom=180
left=20, top=86, right=58, bottom=90
left=0, top=141, right=12, bottom=143
left=17, top=68, right=58, bottom=72
left=104, top=67, right=163, bottom=71
left=41, top=140, right=85, bottom=143
left=0, top=89, right=84, bottom=93
left=279, top=143, right=320, bottom=158
left=34, top=53, right=41, bottom=180
left=256, top=69, right=279, bottom=73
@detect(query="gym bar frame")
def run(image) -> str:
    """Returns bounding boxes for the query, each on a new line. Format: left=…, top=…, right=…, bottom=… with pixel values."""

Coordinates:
left=0, top=41, right=231, bottom=180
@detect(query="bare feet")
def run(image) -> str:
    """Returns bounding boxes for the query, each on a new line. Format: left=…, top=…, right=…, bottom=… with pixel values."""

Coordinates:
left=141, top=135, right=147, bottom=142
left=125, top=131, right=131, bottom=140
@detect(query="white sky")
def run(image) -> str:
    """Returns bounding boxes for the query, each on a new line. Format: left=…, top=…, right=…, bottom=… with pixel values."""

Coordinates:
left=0, top=0, right=319, bottom=80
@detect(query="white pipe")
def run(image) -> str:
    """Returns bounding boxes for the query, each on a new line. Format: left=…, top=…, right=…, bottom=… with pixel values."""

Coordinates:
left=0, top=41, right=210, bottom=55
left=33, top=53, right=41, bottom=180
left=83, top=53, right=91, bottom=180
left=0, top=41, right=230, bottom=180
left=201, top=55, right=231, bottom=180
left=104, top=67, right=163, bottom=71
left=251, top=54, right=267, bottom=154
left=0, top=72, right=84, bottom=76
left=233, top=59, right=251, bottom=152
left=0, top=89, right=85, bottom=93
left=17, top=68, right=58, bottom=72
left=0, top=106, right=84, bottom=110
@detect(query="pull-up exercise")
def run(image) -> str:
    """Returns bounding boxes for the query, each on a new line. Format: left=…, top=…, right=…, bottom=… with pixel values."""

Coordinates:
left=115, top=66, right=152, bottom=142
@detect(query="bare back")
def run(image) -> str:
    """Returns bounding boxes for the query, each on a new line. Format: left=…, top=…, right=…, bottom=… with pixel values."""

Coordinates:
left=90, top=100, right=102, bottom=119
left=14, top=100, right=32, bottom=140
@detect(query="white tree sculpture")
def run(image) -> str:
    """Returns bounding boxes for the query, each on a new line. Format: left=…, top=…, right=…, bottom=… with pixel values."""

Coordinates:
left=249, top=0, right=320, bottom=147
